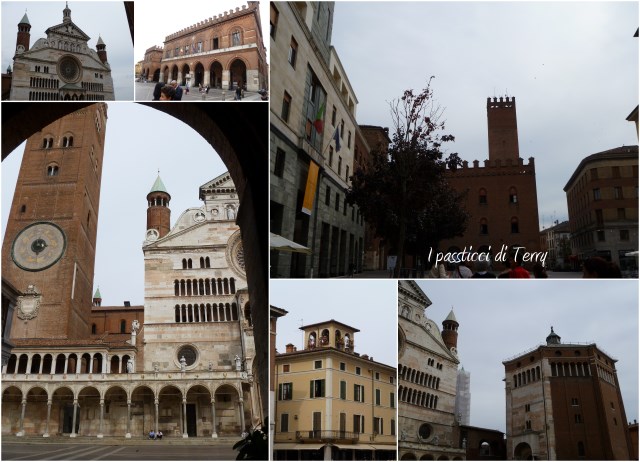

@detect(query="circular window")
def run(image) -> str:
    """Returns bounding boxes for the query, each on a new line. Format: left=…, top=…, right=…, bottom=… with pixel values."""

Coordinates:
left=177, top=345, right=197, bottom=367
left=58, top=56, right=81, bottom=82
left=418, top=423, right=432, bottom=439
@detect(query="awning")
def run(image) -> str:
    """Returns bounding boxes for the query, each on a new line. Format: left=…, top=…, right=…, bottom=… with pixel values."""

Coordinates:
left=332, top=444, right=375, bottom=450
left=273, top=443, right=325, bottom=450
left=270, top=232, right=312, bottom=254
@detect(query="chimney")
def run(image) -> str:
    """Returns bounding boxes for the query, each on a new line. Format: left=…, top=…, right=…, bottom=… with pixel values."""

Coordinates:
left=285, top=343, right=295, bottom=353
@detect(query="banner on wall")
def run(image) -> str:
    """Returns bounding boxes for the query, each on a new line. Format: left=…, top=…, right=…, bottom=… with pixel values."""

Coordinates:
left=301, top=160, right=319, bottom=215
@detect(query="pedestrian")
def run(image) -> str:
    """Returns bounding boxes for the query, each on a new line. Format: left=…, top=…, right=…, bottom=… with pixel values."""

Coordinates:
left=149, top=430, right=155, bottom=440
left=582, top=257, right=622, bottom=278
left=205, top=85, right=210, bottom=94
left=157, top=431, right=163, bottom=440
left=159, top=85, right=175, bottom=101
left=471, top=258, right=496, bottom=278
left=152, top=82, right=165, bottom=101
left=170, top=80, right=183, bottom=101
left=532, top=262, right=548, bottom=278
left=235, top=85, right=242, bottom=101
left=185, top=85, right=189, bottom=95
left=450, top=258, right=472, bottom=278
left=508, top=252, right=530, bottom=278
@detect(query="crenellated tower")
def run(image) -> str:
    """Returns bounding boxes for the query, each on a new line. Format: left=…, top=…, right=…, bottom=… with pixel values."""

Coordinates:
left=487, top=96, right=520, bottom=162
left=146, top=174, right=171, bottom=239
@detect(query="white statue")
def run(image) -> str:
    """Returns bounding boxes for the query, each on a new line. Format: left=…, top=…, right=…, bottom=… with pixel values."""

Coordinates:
left=131, top=320, right=140, bottom=333
left=227, top=207, right=235, bottom=220
left=180, top=356, right=187, bottom=372
left=234, top=355, right=242, bottom=371
left=126, top=358, right=134, bottom=373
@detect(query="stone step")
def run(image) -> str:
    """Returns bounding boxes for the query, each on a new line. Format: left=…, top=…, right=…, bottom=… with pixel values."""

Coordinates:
left=0, top=435, right=239, bottom=446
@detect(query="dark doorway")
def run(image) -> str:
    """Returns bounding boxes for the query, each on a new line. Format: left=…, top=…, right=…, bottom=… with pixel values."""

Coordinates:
left=186, top=404, right=197, bottom=437
left=62, top=404, right=79, bottom=433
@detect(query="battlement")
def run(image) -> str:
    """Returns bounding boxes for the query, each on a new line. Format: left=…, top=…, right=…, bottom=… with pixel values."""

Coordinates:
left=144, top=45, right=163, bottom=54
left=446, top=156, right=536, bottom=174
left=164, top=3, right=255, bottom=42
left=487, top=96, right=516, bottom=109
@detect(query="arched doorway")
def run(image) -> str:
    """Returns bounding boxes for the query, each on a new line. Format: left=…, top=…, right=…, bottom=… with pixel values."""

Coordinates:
left=181, top=64, right=190, bottom=87
left=194, top=63, right=204, bottom=87
left=51, top=386, right=75, bottom=435
left=514, top=442, right=533, bottom=460
left=171, top=65, right=178, bottom=82
left=24, top=387, right=48, bottom=435
left=229, top=59, right=247, bottom=90
left=77, top=386, right=100, bottom=436
left=2, top=102, right=268, bottom=423
left=210, top=62, right=223, bottom=88
left=186, top=385, right=213, bottom=437
left=2, top=386, right=23, bottom=435
left=153, top=69, right=160, bottom=82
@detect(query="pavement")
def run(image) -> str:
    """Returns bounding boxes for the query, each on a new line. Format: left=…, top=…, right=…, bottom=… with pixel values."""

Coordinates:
left=134, top=81, right=266, bottom=102
left=2, top=436, right=240, bottom=460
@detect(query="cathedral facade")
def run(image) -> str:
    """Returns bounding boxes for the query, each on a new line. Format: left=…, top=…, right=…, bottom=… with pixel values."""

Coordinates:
left=1, top=105, right=258, bottom=439
left=9, top=3, right=115, bottom=101
left=140, top=2, right=267, bottom=91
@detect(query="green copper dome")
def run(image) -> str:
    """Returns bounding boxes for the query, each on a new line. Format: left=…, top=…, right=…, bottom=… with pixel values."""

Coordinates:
left=93, top=287, right=102, bottom=299
left=149, top=174, right=168, bottom=194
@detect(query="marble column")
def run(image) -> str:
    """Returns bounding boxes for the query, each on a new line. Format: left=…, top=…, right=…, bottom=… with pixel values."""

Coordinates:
left=182, top=399, right=188, bottom=438
left=17, top=399, right=26, bottom=436
left=211, top=399, right=218, bottom=438
left=97, top=399, right=104, bottom=438
left=43, top=399, right=52, bottom=437
left=238, top=397, right=245, bottom=435
left=154, top=399, right=159, bottom=434
left=70, top=399, right=78, bottom=437
left=125, top=400, right=131, bottom=438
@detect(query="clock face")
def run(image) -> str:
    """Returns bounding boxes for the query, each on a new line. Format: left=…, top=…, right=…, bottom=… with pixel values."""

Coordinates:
left=11, top=222, right=66, bottom=271
left=58, top=56, right=80, bottom=82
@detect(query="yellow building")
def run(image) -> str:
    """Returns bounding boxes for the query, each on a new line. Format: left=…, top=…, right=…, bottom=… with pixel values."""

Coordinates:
left=273, top=320, right=397, bottom=460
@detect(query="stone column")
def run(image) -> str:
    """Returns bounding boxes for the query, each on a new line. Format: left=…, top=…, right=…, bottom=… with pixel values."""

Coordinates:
left=26, top=355, right=33, bottom=375
left=154, top=399, right=159, bottom=434
left=182, top=399, right=188, bottom=438
left=63, top=355, right=69, bottom=374
left=89, top=354, right=94, bottom=374
left=125, top=400, right=131, bottom=438
left=70, top=399, right=78, bottom=437
left=38, top=357, right=44, bottom=374
left=222, top=70, right=230, bottom=90
left=103, top=355, right=108, bottom=374
left=17, top=399, right=26, bottom=436
left=97, top=399, right=104, bottom=438
left=43, top=399, right=52, bottom=437
left=75, top=357, right=81, bottom=374
left=203, top=70, right=210, bottom=88
left=211, top=399, right=218, bottom=438
left=177, top=71, right=183, bottom=86
left=238, top=397, right=245, bottom=435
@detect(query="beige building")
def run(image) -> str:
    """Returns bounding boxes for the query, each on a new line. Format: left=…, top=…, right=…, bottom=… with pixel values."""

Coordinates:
left=9, top=4, right=115, bottom=100
left=274, top=319, right=396, bottom=460
left=398, top=280, right=466, bottom=460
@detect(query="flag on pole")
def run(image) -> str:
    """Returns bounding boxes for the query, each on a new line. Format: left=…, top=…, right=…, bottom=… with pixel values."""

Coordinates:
left=333, top=126, right=341, bottom=152
left=313, top=103, right=325, bottom=134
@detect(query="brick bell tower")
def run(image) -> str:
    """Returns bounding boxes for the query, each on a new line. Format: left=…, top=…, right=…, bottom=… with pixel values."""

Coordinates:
left=146, top=174, right=171, bottom=239
left=441, top=308, right=459, bottom=353
left=15, top=11, right=31, bottom=54
left=487, top=96, right=520, bottom=162
left=2, top=103, right=108, bottom=340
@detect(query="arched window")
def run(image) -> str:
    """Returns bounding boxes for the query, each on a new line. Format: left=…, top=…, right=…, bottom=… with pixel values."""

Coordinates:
left=230, top=278, right=236, bottom=294
left=175, top=305, right=180, bottom=322
left=20, top=205, right=26, bottom=213
left=47, top=164, right=59, bottom=176
left=244, top=303, right=252, bottom=326
left=205, top=257, right=211, bottom=268
left=223, top=278, right=229, bottom=294
left=91, top=323, right=97, bottom=334
left=511, top=217, right=520, bottom=234
left=479, top=188, right=487, bottom=204
left=231, top=29, right=242, bottom=47
left=120, top=319, right=126, bottom=333
left=480, top=218, right=488, bottom=235
left=174, top=280, right=179, bottom=296
left=182, top=258, right=187, bottom=269
left=200, top=257, right=205, bottom=268
left=188, top=258, right=193, bottom=269
left=509, top=187, right=518, bottom=204
left=231, top=303, right=238, bottom=320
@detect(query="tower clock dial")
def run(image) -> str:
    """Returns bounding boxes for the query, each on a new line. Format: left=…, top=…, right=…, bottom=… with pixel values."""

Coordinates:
left=11, top=222, right=66, bottom=271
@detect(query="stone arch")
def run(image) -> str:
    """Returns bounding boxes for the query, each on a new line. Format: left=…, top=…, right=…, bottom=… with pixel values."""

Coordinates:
left=229, top=58, right=247, bottom=90
left=181, top=63, right=191, bottom=87
left=194, top=62, right=205, bottom=87
left=77, top=386, right=100, bottom=436
left=401, top=453, right=417, bottom=460
left=186, top=384, right=213, bottom=437
left=51, top=386, right=75, bottom=435
left=210, top=61, right=223, bottom=88
left=131, top=385, right=156, bottom=437
left=158, top=385, right=183, bottom=437
left=2, top=102, right=268, bottom=422
left=2, top=386, right=23, bottom=435
left=104, top=385, right=128, bottom=436
left=513, top=442, right=532, bottom=460
left=213, top=384, right=241, bottom=436
left=152, top=68, right=160, bottom=82
left=419, top=455, right=435, bottom=460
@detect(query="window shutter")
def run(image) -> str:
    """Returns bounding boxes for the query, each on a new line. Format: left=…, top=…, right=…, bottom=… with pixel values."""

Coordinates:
left=310, top=380, right=314, bottom=398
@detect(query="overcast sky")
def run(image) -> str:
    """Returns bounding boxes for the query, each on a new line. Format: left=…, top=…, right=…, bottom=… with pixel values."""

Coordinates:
left=135, top=0, right=269, bottom=65
left=416, top=279, right=639, bottom=433
left=2, top=103, right=228, bottom=306
left=1, top=2, right=134, bottom=100
left=331, top=1, right=638, bottom=229
left=270, top=279, right=397, bottom=367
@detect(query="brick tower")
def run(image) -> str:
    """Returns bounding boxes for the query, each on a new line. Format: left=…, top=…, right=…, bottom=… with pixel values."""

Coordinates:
left=15, top=11, right=31, bottom=54
left=1, top=103, right=108, bottom=340
left=146, top=175, right=171, bottom=239
left=487, top=96, right=520, bottom=162
left=96, top=36, right=108, bottom=64
left=441, top=308, right=459, bottom=353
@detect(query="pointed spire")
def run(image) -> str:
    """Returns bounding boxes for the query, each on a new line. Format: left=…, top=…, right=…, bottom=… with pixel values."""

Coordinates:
left=149, top=174, right=168, bottom=194
left=96, top=35, right=105, bottom=46
left=445, top=308, right=458, bottom=323
left=63, top=2, right=71, bottom=24
left=19, top=10, right=30, bottom=26
left=94, top=287, right=102, bottom=299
